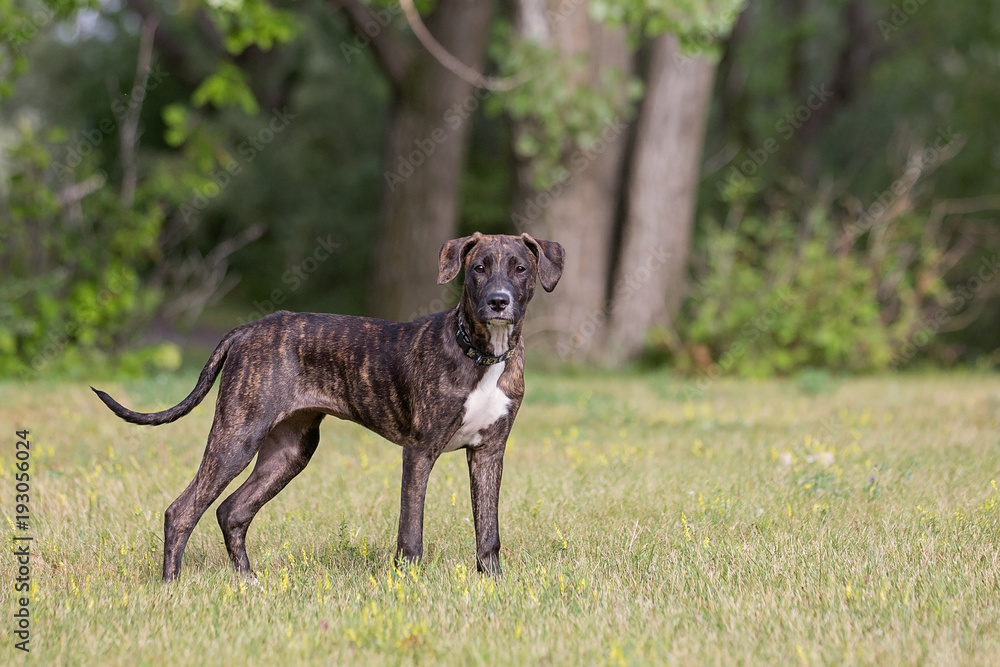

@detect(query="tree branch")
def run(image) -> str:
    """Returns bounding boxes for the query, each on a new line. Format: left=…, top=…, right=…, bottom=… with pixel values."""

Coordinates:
left=159, top=222, right=266, bottom=326
left=123, top=0, right=211, bottom=87
left=119, top=16, right=158, bottom=209
left=398, top=0, right=528, bottom=91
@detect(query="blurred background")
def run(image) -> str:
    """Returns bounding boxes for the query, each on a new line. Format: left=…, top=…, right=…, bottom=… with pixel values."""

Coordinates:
left=1, top=0, right=998, bottom=380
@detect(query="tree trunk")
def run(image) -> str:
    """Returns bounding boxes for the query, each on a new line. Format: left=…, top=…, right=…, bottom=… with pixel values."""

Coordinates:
left=511, top=0, right=632, bottom=363
left=604, top=35, right=717, bottom=364
left=366, top=0, right=495, bottom=321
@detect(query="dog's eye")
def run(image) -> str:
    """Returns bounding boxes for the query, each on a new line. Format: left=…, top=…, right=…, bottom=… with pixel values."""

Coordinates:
left=515, top=265, right=527, bottom=273
left=473, top=265, right=486, bottom=274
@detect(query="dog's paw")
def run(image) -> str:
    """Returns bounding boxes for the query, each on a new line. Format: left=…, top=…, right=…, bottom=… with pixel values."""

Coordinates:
left=243, top=572, right=263, bottom=590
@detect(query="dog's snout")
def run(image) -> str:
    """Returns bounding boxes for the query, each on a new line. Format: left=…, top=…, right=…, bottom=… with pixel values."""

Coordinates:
left=487, top=292, right=511, bottom=312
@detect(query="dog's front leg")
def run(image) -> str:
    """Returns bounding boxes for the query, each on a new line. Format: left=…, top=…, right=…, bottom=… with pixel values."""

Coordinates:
left=467, top=445, right=505, bottom=575
left=396, top=447, right=437, bottom=567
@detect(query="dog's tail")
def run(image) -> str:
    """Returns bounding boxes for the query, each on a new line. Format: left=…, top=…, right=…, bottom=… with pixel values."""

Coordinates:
left=92, top=326, right=247, bottom=426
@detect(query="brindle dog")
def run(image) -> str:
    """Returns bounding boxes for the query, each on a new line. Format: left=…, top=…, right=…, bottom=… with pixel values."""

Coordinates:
left=93, top=232, right=564, bottom=582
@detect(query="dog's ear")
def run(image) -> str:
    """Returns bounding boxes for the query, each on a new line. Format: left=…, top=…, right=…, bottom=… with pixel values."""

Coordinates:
left=437, top=232, right=483, bottom=284
left=521, top=233, right=565, bottom=292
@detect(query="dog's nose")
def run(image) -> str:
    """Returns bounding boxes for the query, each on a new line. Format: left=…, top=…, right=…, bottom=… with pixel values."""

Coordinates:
left=487, top=292, right=510, bottom=312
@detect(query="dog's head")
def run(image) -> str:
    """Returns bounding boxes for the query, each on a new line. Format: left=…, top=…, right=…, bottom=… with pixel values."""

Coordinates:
left=437, top=233, right=565, bottom=326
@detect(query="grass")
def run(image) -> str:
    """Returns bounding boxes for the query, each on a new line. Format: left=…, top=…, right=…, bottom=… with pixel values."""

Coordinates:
left=2, top=370, right=999, bottom=664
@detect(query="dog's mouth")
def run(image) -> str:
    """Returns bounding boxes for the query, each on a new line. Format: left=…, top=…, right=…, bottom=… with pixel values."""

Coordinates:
left=472, top=308, right=515, bottom=326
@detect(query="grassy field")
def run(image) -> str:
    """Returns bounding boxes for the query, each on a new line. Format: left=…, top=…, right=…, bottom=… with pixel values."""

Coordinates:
left=2, top=370, right=999, bottom=664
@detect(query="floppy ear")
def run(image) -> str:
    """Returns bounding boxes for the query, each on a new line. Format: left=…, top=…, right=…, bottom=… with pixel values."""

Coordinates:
left=437, top=232, right=483, bottom=284
left=521, top=233, right=565, bottom=292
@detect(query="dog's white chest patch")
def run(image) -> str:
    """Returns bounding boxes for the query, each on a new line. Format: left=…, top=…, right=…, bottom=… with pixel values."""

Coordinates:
left=444, top=362, right=511, bottom=452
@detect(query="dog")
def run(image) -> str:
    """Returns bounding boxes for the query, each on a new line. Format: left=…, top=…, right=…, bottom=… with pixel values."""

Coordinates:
left=93, top=232, right=564, bottom=582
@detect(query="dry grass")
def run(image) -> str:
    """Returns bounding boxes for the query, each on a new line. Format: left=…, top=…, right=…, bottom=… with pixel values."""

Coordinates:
left=1, top=371, right=999, bottom=664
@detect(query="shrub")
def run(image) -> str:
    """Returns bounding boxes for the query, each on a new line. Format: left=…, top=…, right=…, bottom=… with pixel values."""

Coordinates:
left=0, top=120, right=167, bottom=379
left=671, top=208, right=896, bottom=377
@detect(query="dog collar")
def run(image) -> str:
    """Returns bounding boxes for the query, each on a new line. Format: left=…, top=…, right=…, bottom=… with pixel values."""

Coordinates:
left=455, top=309, right=514, bottom=366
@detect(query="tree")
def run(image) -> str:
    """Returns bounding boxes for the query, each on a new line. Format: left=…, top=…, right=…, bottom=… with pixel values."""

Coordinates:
left=507, top=0, right=633, bottom=363
left=498, top=0, right=744, bottom=363
left=604, top=34, right=717, bottom=364
left=333, top=0, right=497, bottom=321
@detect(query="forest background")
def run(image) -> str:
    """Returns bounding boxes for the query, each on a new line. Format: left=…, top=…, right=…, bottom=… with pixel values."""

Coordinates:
left=2, top=0, right=998, bottom=379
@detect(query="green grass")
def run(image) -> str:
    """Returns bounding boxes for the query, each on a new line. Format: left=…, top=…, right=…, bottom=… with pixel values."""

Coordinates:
left=2, top=371, right=999, bottom=664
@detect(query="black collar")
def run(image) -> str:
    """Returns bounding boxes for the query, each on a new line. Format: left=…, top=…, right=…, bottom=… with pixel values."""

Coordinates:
left=455, top=308, right=515, bottom=366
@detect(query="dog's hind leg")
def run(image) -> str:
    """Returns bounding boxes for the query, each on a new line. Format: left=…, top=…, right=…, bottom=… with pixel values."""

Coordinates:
left=216, top=413, right=323, bottom=578
left=162, top=419, right=264, bottom=582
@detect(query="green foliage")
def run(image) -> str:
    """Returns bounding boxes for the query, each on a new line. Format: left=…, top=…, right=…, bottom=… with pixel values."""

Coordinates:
left=592, top=0, right=746, bottom=52
left=162, top=103, right=190, bottom=147
left=0, top=0, right=91, bottom=97
left=208, top=0, right=297, bottom=55
left=675, top=208, right=895, bottom=377
left=192, top=62, right=260, bottom=115
left=191, top=0, right=298, bottom=114
left=3, top=0, right=383, bottom=360
left=4, top=0, right=996, bottom=375
left=0, top=119, right=169, bottom=378
left=488, top=25, right=641, bottom=190
left=164, top=11, right=389, bottom=320
left=700, top=0, right=1000, bottom=362
left=489, top=0, right=743, bottom=190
